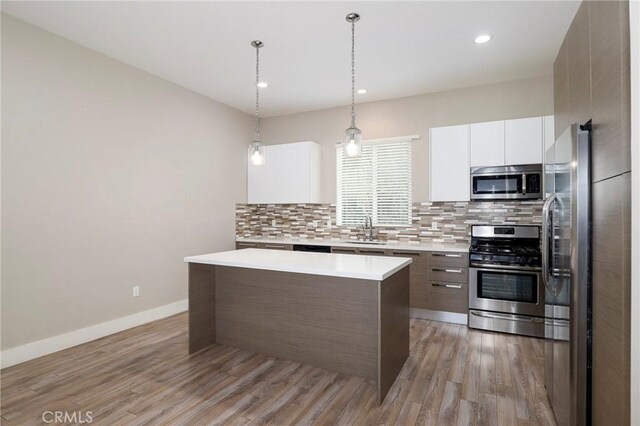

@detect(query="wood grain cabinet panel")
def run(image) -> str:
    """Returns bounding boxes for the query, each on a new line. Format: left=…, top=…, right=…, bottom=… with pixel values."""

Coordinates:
left=590, top=0, right=632, bottom=182
left=554, top=37, right=570, bottom=141
left=236, top=242, right=258, bottom=249
left=425, top=281, right=468, bottom=314
left=428, top=266, right=468, bottom=284
left=260, top=243, right=293, bottom=250
left=591, top=173, right=631, bottom=426
left=426, top=251, right=469, bottom=313
left=425, top=251, right=468, bottom=268
left=567, top=1, right=592, bottom=127
left=389, top=250, right=428, bottom=309
left=331, top=247, right=358, bottom=254
left=236, top=242, right=292, bottom=250
left=357, top=248, right=388, bottom=256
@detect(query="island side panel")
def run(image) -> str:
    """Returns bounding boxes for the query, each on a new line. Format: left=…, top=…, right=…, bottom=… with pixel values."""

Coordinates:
left=188, top=263, right=216, bottom=354
left=215, top=266, right=379, bottom=380
left=378, top=266, right=410, bottom=403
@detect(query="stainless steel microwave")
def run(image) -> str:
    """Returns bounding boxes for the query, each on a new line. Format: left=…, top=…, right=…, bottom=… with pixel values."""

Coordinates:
left=470, top=164, right=542, bottom=201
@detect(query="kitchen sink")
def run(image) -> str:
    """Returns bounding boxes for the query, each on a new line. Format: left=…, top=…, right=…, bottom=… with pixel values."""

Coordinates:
left=344, top=240, right=387, bottom=245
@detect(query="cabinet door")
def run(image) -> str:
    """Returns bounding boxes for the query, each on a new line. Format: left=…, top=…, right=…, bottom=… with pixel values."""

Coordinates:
left=505, top=117, right=544, bottom=165
left=590, top=0, right=631, bottom=182
left=247, top=141, right=320, bottom=204
left=389, top=250, right=427, bottom=309
left=470, top=121, right=505, bottom=167
left=429, top=125, right=470, bottom=201
left=247, top=150, right=274, bottom=204
left=592, top=173, right=631, bottom=426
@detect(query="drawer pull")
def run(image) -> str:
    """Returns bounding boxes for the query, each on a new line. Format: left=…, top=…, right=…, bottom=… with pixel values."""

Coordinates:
left=432, top=268, right=463, bottom=274
left=265, top=244, right=286, bottom=249
left=392, top=251, right=421, bottom=256
left=431, top=283, right=463, bottom=289
left=432, top=253, right=463, bottom=258
left=360, top=250, right=385, bottom=254
left=238, top=243, right=257, bottom=247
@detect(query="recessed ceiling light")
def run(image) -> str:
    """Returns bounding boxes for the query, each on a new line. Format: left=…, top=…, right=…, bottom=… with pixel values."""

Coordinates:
left=474, top=34, right=492, bottom=44
left=257, top=81, right=268, bottom=88
left=357, top=89, right=367, bottom=94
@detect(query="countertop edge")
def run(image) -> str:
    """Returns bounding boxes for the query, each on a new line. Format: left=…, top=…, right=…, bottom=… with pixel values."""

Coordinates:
left=184, top=254, right=412, bottom=281
left=235, top=237, right=469, bottom=253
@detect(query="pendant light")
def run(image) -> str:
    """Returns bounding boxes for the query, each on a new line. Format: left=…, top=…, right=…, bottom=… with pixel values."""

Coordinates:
left=343, top=13, right=362, bottom=158
left=248, top=40, right=266, bottom=166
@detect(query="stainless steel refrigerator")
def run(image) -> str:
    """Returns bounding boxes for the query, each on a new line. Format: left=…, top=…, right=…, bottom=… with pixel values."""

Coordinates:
left=543, top=122, right=592, bottom=426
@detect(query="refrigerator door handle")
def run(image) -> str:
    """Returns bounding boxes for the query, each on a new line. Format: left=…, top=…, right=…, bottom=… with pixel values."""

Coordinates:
left=542, top=193, right=558, bottom=294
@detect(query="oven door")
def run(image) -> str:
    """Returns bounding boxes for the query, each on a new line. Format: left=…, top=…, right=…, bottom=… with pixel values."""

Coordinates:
left=469, top=266, right=544, bottom=317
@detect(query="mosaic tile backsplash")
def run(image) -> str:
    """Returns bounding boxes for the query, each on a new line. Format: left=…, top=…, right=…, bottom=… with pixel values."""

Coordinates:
left=236, top=201, right=543, bottom=244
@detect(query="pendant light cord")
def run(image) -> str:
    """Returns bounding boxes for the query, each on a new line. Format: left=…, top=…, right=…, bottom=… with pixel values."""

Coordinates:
left=350, top=19, right=356, bottom=126
left=255, top=45, right=261, bottom=141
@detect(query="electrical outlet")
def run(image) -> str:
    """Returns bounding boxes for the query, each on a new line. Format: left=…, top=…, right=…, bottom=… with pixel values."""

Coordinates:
left=271, top=219, right=276, bottom=227
left=431, top=222, right=438, bottom=231
left=327, top=219, right=332, bottom=228
left=132, top=286, right=140, bottom=297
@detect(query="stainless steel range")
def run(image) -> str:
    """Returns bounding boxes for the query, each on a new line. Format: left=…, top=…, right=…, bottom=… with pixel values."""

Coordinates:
left=468, top=224, right=544, bottom=338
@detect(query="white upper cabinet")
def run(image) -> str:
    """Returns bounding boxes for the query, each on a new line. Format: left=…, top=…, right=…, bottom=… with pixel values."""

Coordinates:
left=470, top=121, right=505, bottom=167
left=505, top=117, right=544, bottom=165
left=431, top=115, right=553, bottom=202
left=429, top=125, right=470, bottom=202
left=247, top=141, right=321, bottom=204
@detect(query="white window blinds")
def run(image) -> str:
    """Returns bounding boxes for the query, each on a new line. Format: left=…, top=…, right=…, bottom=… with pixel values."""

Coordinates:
left=337, top=139, right=412, bottom=226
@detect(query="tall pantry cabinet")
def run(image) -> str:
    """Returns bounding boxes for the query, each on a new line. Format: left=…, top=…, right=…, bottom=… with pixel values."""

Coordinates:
left=553, top=1, right=631, bottom=424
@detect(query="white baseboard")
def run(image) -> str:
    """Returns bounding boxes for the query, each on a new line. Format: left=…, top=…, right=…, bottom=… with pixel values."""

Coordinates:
left=0, top=299, right=188, bottom=369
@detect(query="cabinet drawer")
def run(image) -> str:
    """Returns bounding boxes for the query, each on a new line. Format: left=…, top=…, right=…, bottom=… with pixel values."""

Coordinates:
left=236, top=242, right=258, bottom=249
left=357, top=248, right=388, bottom=256
left=428, top=266, right=468, bottom=283
left=260, top=243, right=293, bottom=250
left=426, top=251, right=468, bottom=267
left=331, top=247, right=358, bottom=254
left=426, top=281, right=468, bottom=314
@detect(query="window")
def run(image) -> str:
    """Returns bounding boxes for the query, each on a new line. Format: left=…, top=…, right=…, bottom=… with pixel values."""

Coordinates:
left=337, top=138, right=412, bottom=226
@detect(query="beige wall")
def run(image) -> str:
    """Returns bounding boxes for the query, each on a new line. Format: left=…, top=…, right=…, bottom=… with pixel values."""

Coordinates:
left=0, top=15, right=253, bottom=350
left=261, top=75, right=554, bottom=203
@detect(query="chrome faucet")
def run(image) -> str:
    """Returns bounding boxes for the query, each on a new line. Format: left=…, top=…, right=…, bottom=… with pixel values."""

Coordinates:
left=361, top=216, right=376, bottom=241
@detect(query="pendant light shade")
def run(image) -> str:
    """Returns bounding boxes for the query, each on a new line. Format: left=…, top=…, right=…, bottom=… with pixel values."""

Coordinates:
left=343, top=12, right=362, bottom=158
left=248, top=40, right=266, bottom=166
left=344, top=124, right=362, bottom=157
left=248, top=140, right=265, bottom=166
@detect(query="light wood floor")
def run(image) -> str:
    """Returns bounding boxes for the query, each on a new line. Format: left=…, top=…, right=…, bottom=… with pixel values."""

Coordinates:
left=1, top=313, right=556, bottom=425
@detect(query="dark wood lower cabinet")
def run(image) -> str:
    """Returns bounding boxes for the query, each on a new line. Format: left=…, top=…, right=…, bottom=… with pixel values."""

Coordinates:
left=425, top=252, right=469, bottom=313
left=389, top=250, right=428, bottom=309
left=241, top=243, right=468, bottom=314
left=425, top=281, right=468, bottom=314
left=591, top=173, right=631, bottom=426
left=235, top=242, right=292, bottom=250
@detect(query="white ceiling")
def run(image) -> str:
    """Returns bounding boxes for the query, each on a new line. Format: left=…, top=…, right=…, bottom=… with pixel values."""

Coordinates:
left=2, top=1, right=579, bottom=117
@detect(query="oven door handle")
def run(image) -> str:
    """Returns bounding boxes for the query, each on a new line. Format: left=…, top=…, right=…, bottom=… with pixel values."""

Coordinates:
left=470, top=310, right=545, bottom=324
left=541, top=193, right=558, bottom=295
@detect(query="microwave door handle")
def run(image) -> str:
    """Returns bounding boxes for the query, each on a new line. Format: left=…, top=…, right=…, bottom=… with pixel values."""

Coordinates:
left=541, top=193, right=557, bottom=294
left=522, top=173, right=527, bottom=195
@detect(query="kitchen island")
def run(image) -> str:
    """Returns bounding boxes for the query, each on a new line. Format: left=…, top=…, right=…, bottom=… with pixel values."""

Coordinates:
left=184, top=248, right=411, bottom=403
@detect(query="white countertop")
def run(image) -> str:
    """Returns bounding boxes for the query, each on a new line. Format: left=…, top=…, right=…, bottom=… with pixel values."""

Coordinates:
left=185, top=248, right=412, bottom=281
left=235, top=237, right=469, bottom=253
